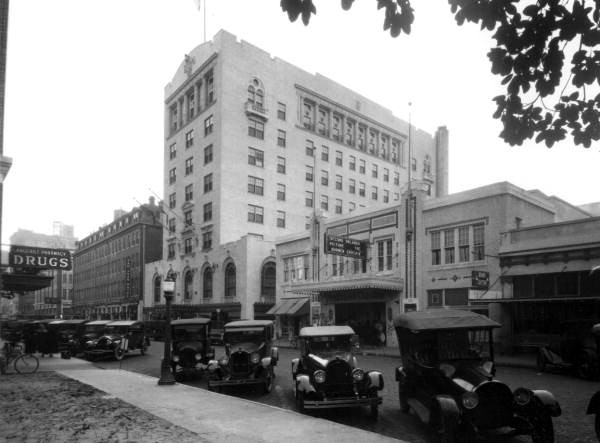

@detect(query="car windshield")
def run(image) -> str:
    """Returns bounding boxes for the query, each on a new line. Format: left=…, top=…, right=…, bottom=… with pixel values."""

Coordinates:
left=224, top=328, right=264, bottom=345
left=437, top=329, right=490, bottom=361
left=84, top=325, right=105, bottom=334
left=105, top=325, right=128, bottom=335
left=307, top=335, right=352, bottom=355
left=173, top=325, right=206, bottom=341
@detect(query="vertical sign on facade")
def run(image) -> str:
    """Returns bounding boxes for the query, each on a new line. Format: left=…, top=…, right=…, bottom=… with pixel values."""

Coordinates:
left=310, top=301, right=321, bottom=326
left=125, top=258, right=131, bottom=299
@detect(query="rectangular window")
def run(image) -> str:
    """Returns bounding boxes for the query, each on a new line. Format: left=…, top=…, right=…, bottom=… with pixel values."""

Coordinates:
left=169, top=104, right=178, bottom=133
left=335, top=174, right=342, bottom=190
left=306, top=165, right=314, bottom=182
left=383, top=168, right=389, bottom=182
left=248, top=118, right=264, bottom=139
left=359, top=182, right=365, bottom=197
left=248, top=175, right=264, bottom=195
left=277, top=210, right=286, bottom=228
left=277, top=102, right=286, bottom=120
left=303, top=101, right=314, bottom=130
left=184, top=210, right=193, bottom=227
left=203, top=202, right=212, bottom=222
left=372, top=164, right=378, bottom=178
left=202, top=231, right=212, bottom=250
left=394, top=171, right=399, bottom=185
left=335, top=151, right=343, bottom=166
left=349, top=155, right=356, bottom=171
left=277, top=156, right=286, bottom=174
left=305, top=191, right=313, bottom=208
left=205, top=70, right=214, bottom=104
left=185, top=130, right=194, bottom=148
left=204, top=144, right=213, bottom=164
left=411, top=157, right=417, bottom=171
left=168, top=217, right=176, bottom=234
left=277, top=129, right=286, bottom=147
left=372, top=186, right=378, bottom=200
left=349, top=178, right=356, bottom=194
left=168, top=243, right=175, bottom=259
left=204, top=115, right=214, bottom=135
left=306, top=140, right=314, bottom=157
left=248, top=147, right=264, bottom=167
left=473, top=224, right=485, bottom=260
left=335, top=198, right=342, bottom=214
left=320, top=195, right=329, bottom=211
left=321, top=145, right=329, bottom=162
left=459, top=226, right=470, bottom=262
left=431, top=231, right=441, bottom=265
left=184, top=238, right=193, bottom=254
left=444, top=229, right=455, bottom=264
left=277, top=183, right=286, bottom=201
left=185, top=157, right=193, bottom=175
left=321, top=170, right=329, bottom=186
left=169, top=143, right=176, bottom=160
left=248, top=204, right=264, bottom=224
left=204, top=173, right=213, bottom=193
left=185, top=184, right=193, bottom=202
left=383, top=190, right=389, bottom=203
left=186, top=89, right=195, bottom=120
left=169, top=192, right=176, bottom=209
left=359, top=159, right=366, bottom=174
left=169, top=168, right=176, bottom=184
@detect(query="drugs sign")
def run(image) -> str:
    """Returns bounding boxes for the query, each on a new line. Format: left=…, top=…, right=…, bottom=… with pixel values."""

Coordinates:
left=9, top=245, right=72, bottom=270
left=324, top=236, right=366, bottom=259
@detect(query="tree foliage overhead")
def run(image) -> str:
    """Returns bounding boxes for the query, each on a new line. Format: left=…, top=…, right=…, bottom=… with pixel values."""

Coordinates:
left=280, top=0, right=600, bottom=148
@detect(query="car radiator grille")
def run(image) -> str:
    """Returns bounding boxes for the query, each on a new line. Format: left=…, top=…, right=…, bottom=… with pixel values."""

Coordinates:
left=231, top=351, right=250, bottom=374
left=470, top=381, right=514, bottom=429
left=323, top=359, right=354, bottom=395
left=179, top=349, right=196, bottom=368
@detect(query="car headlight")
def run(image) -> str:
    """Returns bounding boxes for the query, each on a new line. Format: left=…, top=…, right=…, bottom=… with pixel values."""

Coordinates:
left=172, top=355, right=180, bottom=363
left=352, top=368, right=365, bottom=381
left=462, top=391, right=479, bottom=409
left=514, top=387, right=531, bottom=406
left=314, top=370, right=326, bottom=384
left=195, top=353, right=202, bottom=361
left=219, top=357, right=229, bottom=366
left=250, top=352, right=260, bottom=364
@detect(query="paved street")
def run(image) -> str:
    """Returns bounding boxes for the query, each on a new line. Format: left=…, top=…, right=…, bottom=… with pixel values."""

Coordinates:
left=85, top=341, right=598, bottom=442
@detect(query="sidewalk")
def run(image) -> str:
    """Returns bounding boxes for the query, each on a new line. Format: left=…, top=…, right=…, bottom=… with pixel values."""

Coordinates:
left=35, top=357, right=405, bottom=443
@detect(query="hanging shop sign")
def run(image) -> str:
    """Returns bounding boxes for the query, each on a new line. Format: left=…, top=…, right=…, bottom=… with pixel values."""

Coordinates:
left=324, top=235, right=367, bottom=259
left=9, top=245, right=72, bottom=270
left=471, top=270, right=490, bottom=289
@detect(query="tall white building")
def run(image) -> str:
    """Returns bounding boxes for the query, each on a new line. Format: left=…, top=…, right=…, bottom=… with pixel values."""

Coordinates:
left=144, top=30, right=449, bottom=322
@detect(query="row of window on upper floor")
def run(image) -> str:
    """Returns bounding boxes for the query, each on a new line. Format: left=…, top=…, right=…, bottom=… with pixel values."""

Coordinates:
left=75, top=230, right=142, bottom=265
left=168, top=69, right=214, bottom=136
left=430, top=223, right=485, bottom=266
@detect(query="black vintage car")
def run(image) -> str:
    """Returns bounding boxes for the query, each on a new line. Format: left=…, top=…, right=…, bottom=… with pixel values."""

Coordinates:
left=207, top=320, right=278, bottom=392
left=48, top=319, right=89, bottom=359
left=537, top=320, right=600, bottom=379
left=171, top=318, right=214, bottom=379
left=85, top=320, right=148, bottom=361
left=292, top=325, right=384, bottom=419
left=394, top=309, right=561, bottom=443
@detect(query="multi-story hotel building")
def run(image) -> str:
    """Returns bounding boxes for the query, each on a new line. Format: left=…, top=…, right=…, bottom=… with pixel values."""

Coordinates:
left=143, top=30, right=449, bottom=323
left=9, top=223, right=77, bottom=318
left=73, top=198, right=162, bottom=320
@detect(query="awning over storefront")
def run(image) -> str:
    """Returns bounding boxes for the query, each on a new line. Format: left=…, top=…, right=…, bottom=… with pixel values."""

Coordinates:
left=485, top=296, right=600, bottom=303
left=288, top=276, right=403, bottom=295
left=266, top=297, right=309, bottom=316
left=0, top=272, right=53, bottom=293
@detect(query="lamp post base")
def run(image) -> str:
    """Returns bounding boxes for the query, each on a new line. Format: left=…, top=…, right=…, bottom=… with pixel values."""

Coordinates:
left=157, top=362, right=176, bottom=385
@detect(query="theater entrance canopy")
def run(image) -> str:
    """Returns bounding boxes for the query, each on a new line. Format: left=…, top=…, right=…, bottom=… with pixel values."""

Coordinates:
left=287, top=276, right=403, bottom=303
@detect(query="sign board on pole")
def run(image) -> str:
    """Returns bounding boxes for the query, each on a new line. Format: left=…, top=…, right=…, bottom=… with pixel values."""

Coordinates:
left=471, top=271, right=490, bottom=289
left=9, top=245, right=72, bottom=270
left=324, top=236, right=366, bottom=259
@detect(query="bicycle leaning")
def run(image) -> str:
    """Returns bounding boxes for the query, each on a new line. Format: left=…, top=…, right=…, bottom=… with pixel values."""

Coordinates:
left=1, top=343, right=39, bottom=375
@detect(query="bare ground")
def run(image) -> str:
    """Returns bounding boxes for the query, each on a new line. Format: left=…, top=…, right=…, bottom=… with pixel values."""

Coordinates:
left=0, top=372, right=206, bottom=443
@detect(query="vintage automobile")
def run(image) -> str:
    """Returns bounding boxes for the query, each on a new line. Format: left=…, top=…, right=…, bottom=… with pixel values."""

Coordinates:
left=292, top=325, right=384, bottom=419
left=394, top=309, right=561, bottom=443
left=207, top=320, right=278, bottom=392
left=170, top=318, right=214, bottom=379
left=587, top=391, right=600, bottom=441
left=537, top=320, right=600, bottom=379
left=84, top=320, right=148, bottom=361
left=47, top=319, right=89, bottom=359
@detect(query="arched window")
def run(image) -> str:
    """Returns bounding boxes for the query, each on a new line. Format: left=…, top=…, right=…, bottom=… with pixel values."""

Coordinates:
left=203, top=267, right=213, bottom=299
left=153, top=275, right=161, bottom=303
left=225, top=263, right=236, bottom=299
left=248, top=78, right=264, bottom=108
left=247, top=85, right=255, bottom=103
left=261, top=262, right=276, bottom=301
left=184, top=270, right=193, bottom=300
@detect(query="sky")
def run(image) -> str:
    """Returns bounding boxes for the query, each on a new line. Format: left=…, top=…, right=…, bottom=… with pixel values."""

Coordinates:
left=3, top=0, right=599, bottom=242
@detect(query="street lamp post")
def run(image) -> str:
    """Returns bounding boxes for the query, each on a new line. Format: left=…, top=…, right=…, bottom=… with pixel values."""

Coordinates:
left=158, top=269, right=177, bottom=385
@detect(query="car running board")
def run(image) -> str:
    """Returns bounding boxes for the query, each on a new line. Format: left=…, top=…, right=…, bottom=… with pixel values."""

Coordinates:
left=408, top=399, right=430, bottom=423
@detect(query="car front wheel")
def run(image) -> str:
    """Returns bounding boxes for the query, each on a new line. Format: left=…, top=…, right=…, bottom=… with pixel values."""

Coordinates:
left=296, top=388, right=305, bottom=413
left=263, top=368, right=274, bottom=394
left=369, top=404, right=379, bottom=420
left=531, top=413, right=554, bottom=443
left=114, top=347, right=125, bottom=361
left=398, top=383, right=410, bottom=413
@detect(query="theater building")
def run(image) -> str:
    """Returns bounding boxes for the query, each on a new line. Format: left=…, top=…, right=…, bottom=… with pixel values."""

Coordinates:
left=144, top=29, right=449, bottom=322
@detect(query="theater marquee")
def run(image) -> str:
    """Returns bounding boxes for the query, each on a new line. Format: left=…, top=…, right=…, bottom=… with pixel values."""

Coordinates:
left=324, top=235, right=367, bottom=259
left=9, top=245, right=72, bottom=270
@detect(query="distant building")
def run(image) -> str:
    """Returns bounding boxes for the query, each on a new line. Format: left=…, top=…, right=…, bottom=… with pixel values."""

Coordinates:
left=9, top=223, right=77, bottom=318
left=73, top=198, right=162, bottom=320
left=580, top=201, right=600, bottom=216
left=144, top=30, right=449, bottom=323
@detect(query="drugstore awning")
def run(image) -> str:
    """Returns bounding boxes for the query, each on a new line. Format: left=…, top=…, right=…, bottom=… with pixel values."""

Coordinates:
left=288, top=276, right=403, bottom=295
left=266, top=297, right=310, bottom=316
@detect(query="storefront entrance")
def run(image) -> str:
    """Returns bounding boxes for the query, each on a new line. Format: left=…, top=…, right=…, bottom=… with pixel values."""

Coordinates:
left=335, top=302, right=386, bottom=345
